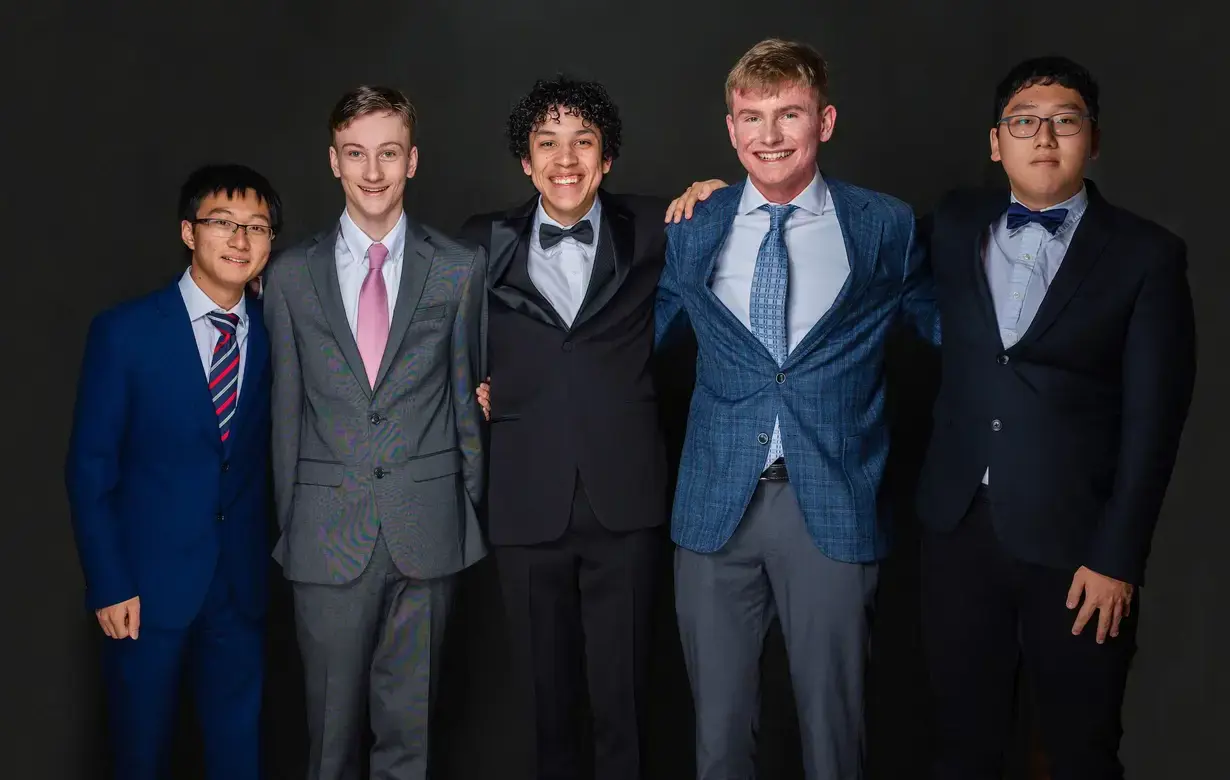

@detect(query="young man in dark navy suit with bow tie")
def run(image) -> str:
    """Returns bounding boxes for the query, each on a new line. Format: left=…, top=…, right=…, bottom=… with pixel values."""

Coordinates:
left=915, top=56, right=1197, bottom=779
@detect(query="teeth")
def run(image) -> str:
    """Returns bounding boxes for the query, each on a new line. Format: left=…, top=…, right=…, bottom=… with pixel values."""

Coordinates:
left=757, top=151, right=792, bottom=160
left=551, top=177, right=579, bottom=184
left=223, top=257, right=249, bottom=264
left=360, top=186, right=386, bottom=193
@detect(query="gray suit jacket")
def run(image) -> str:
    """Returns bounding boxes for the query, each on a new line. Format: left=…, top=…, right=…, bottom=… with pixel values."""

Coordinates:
left=264, top=216, right=487, bottom=585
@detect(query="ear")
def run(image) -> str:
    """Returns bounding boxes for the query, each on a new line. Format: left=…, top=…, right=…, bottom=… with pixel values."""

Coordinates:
left=328, top=145, right=341, bottom=179
left=819, top=104, right=837, bottom=142
left=406, top=145, right=419, bottom=178
left=521, top=157, right=533, bottom=177
left=601, top=156, right=612, bottom=175
left=989, top=126, right=1002, bottom=162
left=726, top=114, right=737, bottom=149
left=180, top=220, right=196, bottom=251
left=1089, top=124, right=1101, bottom=161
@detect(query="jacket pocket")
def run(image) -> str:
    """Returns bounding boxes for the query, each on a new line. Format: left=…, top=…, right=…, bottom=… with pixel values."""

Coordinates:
left=295, top=459, right=344, bottom=486
left=406, top=449, right=461, bottom=482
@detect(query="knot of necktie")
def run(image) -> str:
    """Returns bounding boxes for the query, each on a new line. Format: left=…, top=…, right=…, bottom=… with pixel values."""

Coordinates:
left=539, top=219, right=594, bottom=250
left=368, top=242, right=389, bottom=270
left=759, top=203, right=799, bottom=231
left=206, top=311, right=240, bottom=335
left=1005, top=202, right=1068, bottom=234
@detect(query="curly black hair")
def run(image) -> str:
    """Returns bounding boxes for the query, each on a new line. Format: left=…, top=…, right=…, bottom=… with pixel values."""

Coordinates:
left=506, top=75, right=622, bottom=162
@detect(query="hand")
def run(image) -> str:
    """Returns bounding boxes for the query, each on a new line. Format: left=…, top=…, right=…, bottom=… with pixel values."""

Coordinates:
left=96, top=596, right=140, bottom=640
left=475, top=377, right=491, bottom=421
left=1067, top=566, right=1134, bottom=643
left=664, top=179, right=728, bottom=223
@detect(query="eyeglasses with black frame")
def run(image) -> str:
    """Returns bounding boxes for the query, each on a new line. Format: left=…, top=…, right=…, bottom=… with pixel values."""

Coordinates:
left=192, top=218, right=276, bottom=241
left=997, top=112, right=1094, bottom=139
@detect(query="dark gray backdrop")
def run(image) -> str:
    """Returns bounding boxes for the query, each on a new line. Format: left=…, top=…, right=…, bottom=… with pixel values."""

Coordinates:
left=4, top=1, right=1224, bottom=778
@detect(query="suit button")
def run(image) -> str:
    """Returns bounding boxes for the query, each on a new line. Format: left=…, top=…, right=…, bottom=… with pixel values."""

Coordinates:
left=776, top=372, right=786, bottom=384
left=369, top=412, right=382, bottom=425
left=997, top=354, right=1009, bottom=365
left=215, top=513, right=224, bottom=522
left=991, top=419, right=1002, bottom=432
left=757, top=433, right=769, bottom=445
left=221, top=461, right=229, bottom=472
left=562, top=341, right=573, bottom=352
left=374, top=467, right=386, bottom=479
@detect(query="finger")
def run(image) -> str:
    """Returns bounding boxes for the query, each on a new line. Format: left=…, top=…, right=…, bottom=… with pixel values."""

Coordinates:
left=113, top=609, right=131, bottom=640
left=97, top=613, right=113, bottom=638
left=1066, top=575, right=1083, bottom=609
left=1110, top=601, right=1124, bottom=638
left=129, top=601, right=140, bottom=640
left=1096, top=602, right=1111, bottom=644
left=1071, top=599, right=1096, bottom=635
left=104, top=611, right=124, bottom=639
left=664, top=198, right=680, bottom=224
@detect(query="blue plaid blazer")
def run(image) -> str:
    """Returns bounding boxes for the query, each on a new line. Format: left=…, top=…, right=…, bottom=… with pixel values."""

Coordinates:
left=657, top=177, right=938, bottom=561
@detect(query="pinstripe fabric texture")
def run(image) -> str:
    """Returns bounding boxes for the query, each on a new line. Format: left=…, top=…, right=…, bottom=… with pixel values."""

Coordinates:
left=264, top=218, right=488, bottom=586
left=657, top=177, right=939, bottom=562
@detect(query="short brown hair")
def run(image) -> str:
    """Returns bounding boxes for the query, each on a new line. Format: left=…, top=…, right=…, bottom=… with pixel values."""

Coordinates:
left=725, top=38, right=829, bottom=111
left=329, top=85, right=417, bottom=144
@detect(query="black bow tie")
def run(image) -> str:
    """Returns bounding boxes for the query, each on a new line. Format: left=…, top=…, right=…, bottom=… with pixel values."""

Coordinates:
left=539, top=219, right=594, bottom=250
left=1006, top=202, right=1068, bottom=234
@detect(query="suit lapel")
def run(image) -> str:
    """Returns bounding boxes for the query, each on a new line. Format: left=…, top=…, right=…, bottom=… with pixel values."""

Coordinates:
left=305, top=227, right=372, bottom=400
left=228, top=293, right=268, bottom=445
left=374, top=222, right=432, bottom=390
left=968, top=193, right=1010, bottom=341
left=156, top=282, right=223, bottom=454
left=488, top=197, right=567, bottom=329
left=571, top=194, right=632, bottom=331
left=784, top=178, right=882, bottom=367
left=1012, top=183, right=1112, bottom=350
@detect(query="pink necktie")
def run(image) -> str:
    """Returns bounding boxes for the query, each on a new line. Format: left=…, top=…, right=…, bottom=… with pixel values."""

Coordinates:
left=356, top=242, right=389, bottom=388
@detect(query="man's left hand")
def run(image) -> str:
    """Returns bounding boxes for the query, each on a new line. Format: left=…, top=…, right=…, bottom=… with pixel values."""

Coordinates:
left=1067, top=565, right=1134, bottom=643
left=664, top=179, right=728, bottom=223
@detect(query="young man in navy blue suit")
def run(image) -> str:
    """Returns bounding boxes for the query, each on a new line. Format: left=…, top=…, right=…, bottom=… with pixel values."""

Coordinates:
left=66, top=164, right=281, bottom=780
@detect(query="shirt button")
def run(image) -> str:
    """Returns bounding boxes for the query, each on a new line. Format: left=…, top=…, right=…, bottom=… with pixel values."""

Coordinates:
left=1011, top=292, right=1022, bottom=300
left=991, top=419, right=1003, bottom=432
left=757, top=433, right=769, bottom=445
left=1022, top=253, right=1032, bottom=261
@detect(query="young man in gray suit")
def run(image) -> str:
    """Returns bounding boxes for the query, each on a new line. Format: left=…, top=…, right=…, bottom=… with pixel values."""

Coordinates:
left=263, top=85, right=487, bottom=780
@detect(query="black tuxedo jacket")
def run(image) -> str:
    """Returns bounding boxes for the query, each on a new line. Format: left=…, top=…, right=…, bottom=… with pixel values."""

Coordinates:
left=916, top=180, right=1196, bottom=585
left=459, top=191, right=671, bottom=546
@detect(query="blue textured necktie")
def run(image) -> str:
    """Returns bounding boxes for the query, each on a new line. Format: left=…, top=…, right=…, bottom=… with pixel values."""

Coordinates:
left=207, top=312, right=241, bottom=444
left=1005, top=202, right=1068, bottom=234
left=750, top=203, right=796, bottom=466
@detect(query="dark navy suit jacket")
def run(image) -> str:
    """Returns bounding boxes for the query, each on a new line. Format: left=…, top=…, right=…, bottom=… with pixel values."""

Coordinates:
left=657, top=177, right=938, bottom=562
left=66, top=279, right=271, bottom=629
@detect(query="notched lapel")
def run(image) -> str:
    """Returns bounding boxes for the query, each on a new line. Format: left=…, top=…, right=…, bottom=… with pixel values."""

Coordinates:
left=229, top=295, right=268, bottom=442
left=157, top=285, right=222, bottom=453
left=1013, top=195, right=1112, bottom=349
left=374, top=225, right=432, bottom=389
left=305, top=228, right=371, bottom=400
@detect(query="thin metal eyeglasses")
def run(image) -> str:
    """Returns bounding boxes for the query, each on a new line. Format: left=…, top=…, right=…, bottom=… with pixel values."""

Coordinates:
left=193, top=218, right=276, bottom=240
left=997, top=112, right=1094, bottom=138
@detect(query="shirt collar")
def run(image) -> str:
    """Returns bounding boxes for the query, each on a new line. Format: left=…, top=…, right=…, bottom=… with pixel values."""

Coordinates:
left=179, top=268, right=248, bottom=326
left=1007, top=185, right=1089, bottom=233
left=739, top=167, right=829, bottom=216
left=339, top=209, right=407, bottom=268
left=532, top=195, right=603, bottom=245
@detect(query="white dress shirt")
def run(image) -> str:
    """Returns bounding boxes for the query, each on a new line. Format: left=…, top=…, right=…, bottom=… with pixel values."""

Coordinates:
left=179, top=268, right=249, bottom=398
left=528, top=196, right=602, bottom=327
left=981, top=185, right=1089, bottom=484
left=336, top=209, right=407, bottom=337
left=711, top=170, right=850, bottom=467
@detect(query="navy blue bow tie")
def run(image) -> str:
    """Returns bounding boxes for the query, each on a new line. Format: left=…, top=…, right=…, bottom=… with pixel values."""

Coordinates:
left=1006, top=202, right=1068, bottom=234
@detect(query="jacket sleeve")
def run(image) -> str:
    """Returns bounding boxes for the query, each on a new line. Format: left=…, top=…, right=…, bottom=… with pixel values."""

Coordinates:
left=263, top=260, right=303, bottom=536
left=452, top=244, right=488, bottom=507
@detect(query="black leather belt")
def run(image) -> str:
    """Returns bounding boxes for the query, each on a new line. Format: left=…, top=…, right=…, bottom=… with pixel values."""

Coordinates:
left=760, top=458, right=789, bottom=482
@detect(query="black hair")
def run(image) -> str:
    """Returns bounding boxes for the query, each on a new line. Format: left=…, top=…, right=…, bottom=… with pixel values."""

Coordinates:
left=177, top=163, right=284, bottom=235
left=992, top=56, right=1100, bottom=126
left=505, top=75, right=622, bottom=162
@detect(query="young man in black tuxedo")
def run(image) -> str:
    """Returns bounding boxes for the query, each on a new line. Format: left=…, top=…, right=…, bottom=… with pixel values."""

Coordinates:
left=459, top=76, right=680, bottom=780
left=915, top=56, right=1197, bottom=779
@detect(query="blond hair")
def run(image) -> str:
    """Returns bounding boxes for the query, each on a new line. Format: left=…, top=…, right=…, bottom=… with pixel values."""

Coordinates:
left=329, top=85, right=418, bottom=144
left=725, top=38, right=829, bottom=111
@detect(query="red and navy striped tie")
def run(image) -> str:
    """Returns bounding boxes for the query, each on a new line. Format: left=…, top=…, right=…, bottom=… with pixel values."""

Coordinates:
left=207, top=312, right=241, bottom=443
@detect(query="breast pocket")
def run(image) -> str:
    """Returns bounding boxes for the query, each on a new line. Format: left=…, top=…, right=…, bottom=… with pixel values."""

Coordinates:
left=411, top=304, right=448, bottom=324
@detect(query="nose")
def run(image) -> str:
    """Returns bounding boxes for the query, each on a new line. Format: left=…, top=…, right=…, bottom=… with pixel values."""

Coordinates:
left=228, top=226, right=251, bottom=250
left=363, top=156, right=382, bottom=181
left=558, top=145, right=578, bottom=166
left=759, top=119, right=784, bottom=145
left=1034, top=119, right=1059, bottom=148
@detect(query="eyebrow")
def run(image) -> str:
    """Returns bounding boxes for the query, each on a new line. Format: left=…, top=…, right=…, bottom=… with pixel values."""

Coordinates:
left=340, top=141, right=405, bottom=151
left=1006, top=100, right=1084, bottom=114
left=533, top=127, right=596, bottom=136
left=204, top=206, right=269, bottom=224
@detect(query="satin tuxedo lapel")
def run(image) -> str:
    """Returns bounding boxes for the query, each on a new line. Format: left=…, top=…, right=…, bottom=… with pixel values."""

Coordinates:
left=488, top=197, right=566, bottom=329
left=305, top=227, right=371, bottom=399
left=155, top=283, right=224, bottom=454
left=967, top=195, right=1010, bottom=340
left=373, top=221, right=432, bottom=390
left=571, top=192, right=634, bottom=331
left=783, top=177, right=884, bottom=368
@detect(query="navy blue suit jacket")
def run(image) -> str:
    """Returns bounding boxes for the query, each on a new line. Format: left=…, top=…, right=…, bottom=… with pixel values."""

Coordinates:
left=66, top=279, right=271, bottom=629
left=657, top=177, right=938, bottom=561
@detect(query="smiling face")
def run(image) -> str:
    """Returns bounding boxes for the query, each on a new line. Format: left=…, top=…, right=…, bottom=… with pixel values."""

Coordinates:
left=726, top=81, right=834, bottom=203
left=990, top=82, right=1098, bottom=210
left=329, top=110, right=418, bottom=239
left=179, top=188, right=273, bottom=308
left=521, top=106, right=611, bottom=226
